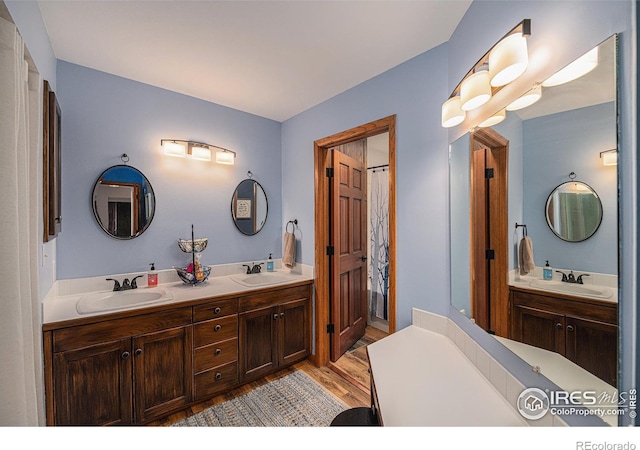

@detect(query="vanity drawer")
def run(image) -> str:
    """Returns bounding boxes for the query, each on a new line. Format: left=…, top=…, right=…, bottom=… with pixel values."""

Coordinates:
left=194, top=361, right=239, bottom=400
left=193, top=298, right=238, bottom=322
left=194, top=315, right=238, bottom=347
left=194, top=338, right=238, bottom=373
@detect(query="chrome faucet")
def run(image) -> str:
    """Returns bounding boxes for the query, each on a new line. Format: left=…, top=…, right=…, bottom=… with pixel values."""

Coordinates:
left=242, top=263, right=264, bottom=274
left=555, top=270, right=589, bottom=284
left=106, top=275, right=144, bottom=291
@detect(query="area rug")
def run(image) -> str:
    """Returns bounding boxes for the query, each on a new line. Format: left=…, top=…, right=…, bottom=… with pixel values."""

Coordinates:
left=172, top=371, right=347, bottom=427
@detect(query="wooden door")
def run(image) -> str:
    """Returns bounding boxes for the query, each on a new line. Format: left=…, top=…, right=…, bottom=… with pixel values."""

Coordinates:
left=239, top=306, right=278, bottom=382
left=278, top=297, right=311, bottom=366
left=133, top=326, right=192, bottom=423
left=511, top=304, right=566, bottom=354
left=330, top=150, right=367, bottom=360
left=53, top=339, right=132, bottom=425
left=565, top=316, right=618, bottom=386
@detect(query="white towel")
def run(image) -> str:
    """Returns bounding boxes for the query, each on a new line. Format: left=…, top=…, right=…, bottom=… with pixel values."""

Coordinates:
left=519, top=236, right=535, bottom=275
left=283, top=231, right=296, bottom=269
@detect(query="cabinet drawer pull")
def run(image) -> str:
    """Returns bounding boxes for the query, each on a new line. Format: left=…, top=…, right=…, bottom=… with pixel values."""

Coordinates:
left=122, top=351, right=130, bottom=360
left=556, top=323, right=563, bottom=329
left=135, top=348, right=142, bottom=356
left=280, top=312, right=285, bottom=318
left=215, top=348, right=222, bottom=356
left=567, top=325, right=575, bottom=332
left=274, top=313, right=278, bottom=320
left=214, top=324, right=222, bottom=332
left=215, top=372, right=222, bottom=380
left=214, top=307, right=221, bottom=314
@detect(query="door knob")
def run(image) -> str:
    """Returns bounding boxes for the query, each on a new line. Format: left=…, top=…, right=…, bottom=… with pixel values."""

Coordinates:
left=122, top=351, right=130, bottom=360
left=135, top=348, right=142, bottom=356
left=567, top=325, right=575, bottom=332
left=214, top=307, right=221, bottom=314
left=360, top=256, right=367, bottom=262
left=214, top=324, right=222, bottom=332
left=215, top=348, right=221, bottom=355
left=556, top=323, right=563, bottom=329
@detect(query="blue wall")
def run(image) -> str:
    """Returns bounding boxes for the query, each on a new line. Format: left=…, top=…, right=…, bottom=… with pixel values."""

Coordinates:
left=56, top=62, right=283, bottom=279
left=522, top=102, right=617, bottom=274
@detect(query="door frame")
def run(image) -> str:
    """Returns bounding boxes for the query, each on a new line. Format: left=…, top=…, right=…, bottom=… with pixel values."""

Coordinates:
left=312, top=115, right=396, bottom=367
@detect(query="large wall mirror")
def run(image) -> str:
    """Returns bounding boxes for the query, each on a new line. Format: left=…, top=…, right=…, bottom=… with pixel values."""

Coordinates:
left=231, top=177, right=268, bottom=236
left=449, top=35, right=618, bottom=423
left=92, top=164, right=156, bottom=239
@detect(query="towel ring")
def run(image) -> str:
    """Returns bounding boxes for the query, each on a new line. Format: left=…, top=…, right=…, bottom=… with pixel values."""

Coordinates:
left=286, top=219, right=298, bottom=233
left=515, top=223, right=528, bottom=237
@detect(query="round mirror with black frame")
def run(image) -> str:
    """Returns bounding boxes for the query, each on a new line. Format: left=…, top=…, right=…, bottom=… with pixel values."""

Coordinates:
left=92, top=163, right=156, bottom=240
left=545, top=178, right=603, bottom=242
left=231, top=176, right=268, bottom=236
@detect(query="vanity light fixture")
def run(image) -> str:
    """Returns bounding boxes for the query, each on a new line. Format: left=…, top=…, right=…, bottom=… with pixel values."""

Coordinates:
left=542, top=46, right=599, bottom=87
left=441, top=19, right=531, bottom=128
left=161, top=139, right=236, bottom=165
left=506, top=84, right=542, bottom=111
left=478, top=109, right=506, bottom=128
left=600, top=149, right=617, bottom=166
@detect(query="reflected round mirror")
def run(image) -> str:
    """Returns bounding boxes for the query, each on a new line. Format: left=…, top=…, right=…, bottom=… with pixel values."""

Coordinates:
left=545, top=180, right=603, bottom=242
left=92, top=165, right=156, bottom=239
left=231, top=179, right=268, bottom=235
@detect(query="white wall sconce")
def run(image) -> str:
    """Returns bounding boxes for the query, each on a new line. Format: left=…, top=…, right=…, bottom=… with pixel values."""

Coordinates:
left=506, top=84, right=542, bottom=111
left=478, top=109, right=506, bottom=128
left=441, top=19, right=531, bottom=128
left=161, top=139, right=236, bottom=165
left=600, top=149, right=617, bottom=166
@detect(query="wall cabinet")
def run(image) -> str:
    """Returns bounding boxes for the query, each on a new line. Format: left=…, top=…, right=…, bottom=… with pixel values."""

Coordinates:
left=44, top=281, right=312, bottom=425
left=510, top=288, right=618, bottom=387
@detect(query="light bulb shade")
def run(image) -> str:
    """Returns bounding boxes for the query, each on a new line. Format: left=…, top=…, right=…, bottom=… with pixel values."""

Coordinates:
left=478, top=109, right=506, bottom=128
left=216, top=150, right=235, bottom=165
left=460, top=70, right=492, bottom=111
left=506, top=85, right=542, bottom=111
left=601, top=150, right=617, bottom=166
left=542, top=47, right=599, bottom=87
left=163, top=141, right=186, bottom=157
left=489, top=33, right=529, bottom=87
left=441, top=96, right=465, bottom=128
left=190, top=145, right=212, bottom=161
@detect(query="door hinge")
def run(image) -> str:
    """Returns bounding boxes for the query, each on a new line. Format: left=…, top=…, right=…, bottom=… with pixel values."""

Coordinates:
left=326, top=167, right=334, bottom=178
left=326, top=245, right=334, bottom=256
left=327, top=323, right=335, bottom=334
left=486, top=249, right=495, bottom=260
left=485, top=168, right=494, bottom=179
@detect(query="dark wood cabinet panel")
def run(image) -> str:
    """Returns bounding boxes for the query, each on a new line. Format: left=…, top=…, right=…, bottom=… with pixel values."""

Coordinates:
left=240, top=306, right=278, bottom=382
left=279, top=297, right=311, bottom=366
left=510, top=288, right=618, bottom=386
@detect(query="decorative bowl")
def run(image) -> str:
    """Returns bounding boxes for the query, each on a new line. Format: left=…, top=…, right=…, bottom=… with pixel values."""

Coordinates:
left=174, top=265, right=211, bottom=285
left=177, top=238, right=208, bottom=253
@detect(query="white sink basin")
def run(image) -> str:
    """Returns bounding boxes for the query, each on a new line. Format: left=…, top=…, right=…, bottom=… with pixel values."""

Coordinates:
left=230, top=272, right=298, bottom=287
left=76, top=288, right=173, bottom=314
left=528, top=279, right=614, bottom=300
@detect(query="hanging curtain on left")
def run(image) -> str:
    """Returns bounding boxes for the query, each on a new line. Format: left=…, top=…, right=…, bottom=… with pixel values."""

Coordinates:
left=0, top=16, right=43, bottom=426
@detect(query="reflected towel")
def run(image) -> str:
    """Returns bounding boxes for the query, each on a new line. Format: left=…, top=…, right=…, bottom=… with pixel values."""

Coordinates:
left=519, top=236, right=535, bottom=275
left=283, top=231, right=296, bottom=269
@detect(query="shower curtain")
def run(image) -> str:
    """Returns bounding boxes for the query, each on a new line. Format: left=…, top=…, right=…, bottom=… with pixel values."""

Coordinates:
left=368, top=169, right=389, bottom=321
left=0, top=16, right=43, bottom=425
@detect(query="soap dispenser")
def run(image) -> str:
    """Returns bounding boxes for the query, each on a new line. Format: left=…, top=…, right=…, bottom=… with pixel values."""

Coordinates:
left=543, top=261, right=553, bottom=280
left=148, top=263, right=158, bottom=287
left=267, top=254, right=274, bottom=272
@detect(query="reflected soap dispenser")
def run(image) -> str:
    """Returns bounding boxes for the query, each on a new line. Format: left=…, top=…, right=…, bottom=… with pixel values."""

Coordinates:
left=267, top=254, right=274, bottom=272
left=148, top=263, right=158, bottom=287
left=543, top=261, right=553, bottom=280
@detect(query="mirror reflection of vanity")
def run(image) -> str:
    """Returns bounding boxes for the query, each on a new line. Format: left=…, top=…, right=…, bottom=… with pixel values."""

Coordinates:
left=449, top=34, right=619, bottom=418
left=92, top=160, right=156, bottom=239
left=231, top=175, right=268, bottom=236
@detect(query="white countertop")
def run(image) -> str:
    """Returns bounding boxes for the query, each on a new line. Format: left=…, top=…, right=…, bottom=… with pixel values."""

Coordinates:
left=508, top=271, right=617, bottom=304
left=43, top=270, right=314, bottom=325
left=367, top=325, right=527, bottom=426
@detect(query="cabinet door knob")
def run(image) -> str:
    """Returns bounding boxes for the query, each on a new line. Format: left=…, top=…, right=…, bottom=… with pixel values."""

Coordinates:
left=567, top=325, right=575, bottom=332
left=556, top=323, right=563, bottom=329
left=122, top=351, right=130, bottom=360
left=214, top=324, right=222, bottom=332
left=135, top=348, right=142, bottom=356
left=280, top=312, right=285, bottom=318
left=215, top=348, right=221, bottom=355
left=214, top=307, right=221, bottom=314
left=215, top=372, right=222, bottom=380
left=273, top=313, right=278, bottom=320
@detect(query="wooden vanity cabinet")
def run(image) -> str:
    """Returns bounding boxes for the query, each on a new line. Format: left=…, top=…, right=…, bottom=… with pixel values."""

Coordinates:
left=46, top=308, right=192, bottom=425
left=239, top=284, right=311, bottom=383
left=510, top=288, right=618, bottom=386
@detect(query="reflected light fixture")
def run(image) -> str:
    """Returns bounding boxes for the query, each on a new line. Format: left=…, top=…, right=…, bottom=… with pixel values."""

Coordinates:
left=600, top=149, right=617, bottom=166
left=506, top=84, right=542, bottom=111
left=542, top=47, right=599, bottom=87
left=441, top=96, right=465, bottom=127
left=161, top=139, right=236, bottom=165
left=478, top=109, right=506, bottom=128
left=489, top=32, right=529, bottom=87
left=460, top=70, right=492, bottom=111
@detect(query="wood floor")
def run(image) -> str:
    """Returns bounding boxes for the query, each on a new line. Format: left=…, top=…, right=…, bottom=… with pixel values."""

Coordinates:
left=150, top=325, right=387, bottom=426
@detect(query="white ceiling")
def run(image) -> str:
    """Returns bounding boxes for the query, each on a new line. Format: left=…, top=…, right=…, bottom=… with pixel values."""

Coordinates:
left=38, top=0, right=471, bottom=122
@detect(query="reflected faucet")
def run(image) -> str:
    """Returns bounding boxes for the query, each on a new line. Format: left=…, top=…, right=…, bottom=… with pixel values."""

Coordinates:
left=106, top=275, right=144, bottom=291
left=242, top=263, right=264, bottom=274
left=555, top=270, right=589, bottom=284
